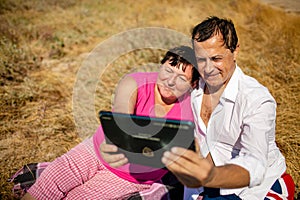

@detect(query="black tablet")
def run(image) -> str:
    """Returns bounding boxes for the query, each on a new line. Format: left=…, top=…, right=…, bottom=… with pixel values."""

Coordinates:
left=99, top=110, right=195, bottom=168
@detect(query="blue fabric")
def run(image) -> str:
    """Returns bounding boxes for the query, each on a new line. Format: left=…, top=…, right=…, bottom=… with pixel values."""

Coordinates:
left=270, top=179, right=282, bottom=193
left=263, top=179, right=283, bottom=200
left=201, top=187, right=241, bottom=200
left=203, top=194, right=241, bottom=200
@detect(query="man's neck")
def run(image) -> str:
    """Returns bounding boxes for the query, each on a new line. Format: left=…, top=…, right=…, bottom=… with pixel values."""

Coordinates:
left=200, top=84, right=226, bottom=126
left=204, top=83, right=226, bottom=101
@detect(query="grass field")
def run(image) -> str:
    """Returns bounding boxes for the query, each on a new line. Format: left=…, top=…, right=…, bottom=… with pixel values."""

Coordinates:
left=0, top=0, right=299, bottom=199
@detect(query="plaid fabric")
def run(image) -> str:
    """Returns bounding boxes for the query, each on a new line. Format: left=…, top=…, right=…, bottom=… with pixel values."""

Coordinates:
left=128, top=171, right=184, bottom=200
left=8, top=162, right=50, bottom=199
left=9, top=163, right=182, bottom=200
left=9, top=138, right=182, bottom=199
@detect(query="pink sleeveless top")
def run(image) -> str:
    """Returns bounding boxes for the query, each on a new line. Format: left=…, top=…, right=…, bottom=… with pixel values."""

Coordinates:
left=93, top=72, right=194, bottom=184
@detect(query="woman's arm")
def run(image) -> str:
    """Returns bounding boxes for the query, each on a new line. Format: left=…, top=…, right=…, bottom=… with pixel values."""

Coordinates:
left=113, top=75, right=138, bottom=114
left=100, top=75, right=138, bottom=167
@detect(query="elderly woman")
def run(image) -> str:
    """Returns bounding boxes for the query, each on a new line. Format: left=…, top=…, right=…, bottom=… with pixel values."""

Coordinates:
left=23, top=45, right=200, bottom=200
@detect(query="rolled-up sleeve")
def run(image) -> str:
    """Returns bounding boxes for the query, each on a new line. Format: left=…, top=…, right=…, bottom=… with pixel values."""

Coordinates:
left=226, top=98, right=276, bottom=187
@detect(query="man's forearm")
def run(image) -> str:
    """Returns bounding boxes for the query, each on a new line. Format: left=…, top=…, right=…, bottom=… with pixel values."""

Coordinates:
left=204, top=164, right=250, bottom=189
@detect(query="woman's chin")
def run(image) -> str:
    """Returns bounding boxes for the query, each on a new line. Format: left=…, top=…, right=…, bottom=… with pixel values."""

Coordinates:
left=161, top=94, right=177, bottom=102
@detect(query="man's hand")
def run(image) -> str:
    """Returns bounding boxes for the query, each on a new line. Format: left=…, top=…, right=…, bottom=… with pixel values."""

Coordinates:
left=161, top=138, right=250, bottom=189
left=161, top=139, right=214, bottom=188
left=100, top=141, right=128, bottom=168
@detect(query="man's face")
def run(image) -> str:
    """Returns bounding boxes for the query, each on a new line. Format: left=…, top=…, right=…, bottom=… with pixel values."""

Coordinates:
left=193, top=34, right=238, bottom=91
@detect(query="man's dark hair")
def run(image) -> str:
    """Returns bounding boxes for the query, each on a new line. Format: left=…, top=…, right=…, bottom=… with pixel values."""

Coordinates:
left=192, top=16, right=238, bottom=52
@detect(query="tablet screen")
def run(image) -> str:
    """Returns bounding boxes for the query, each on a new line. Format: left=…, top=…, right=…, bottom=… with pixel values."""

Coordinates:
left=99, top=111, right=195, bottom=168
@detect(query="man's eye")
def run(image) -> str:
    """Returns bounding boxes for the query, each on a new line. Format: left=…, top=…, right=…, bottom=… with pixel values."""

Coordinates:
left=212, top=57, right=222, bottom=62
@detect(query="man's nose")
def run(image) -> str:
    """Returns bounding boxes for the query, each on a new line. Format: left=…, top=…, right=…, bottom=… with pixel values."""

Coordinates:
left=204, top=59, right=214, bottom=74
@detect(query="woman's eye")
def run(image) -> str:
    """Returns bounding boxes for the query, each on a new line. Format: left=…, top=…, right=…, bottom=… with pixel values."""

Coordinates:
left=179, top=76, right=188, bottom=82
left=165, top=68, right=173, bottom=73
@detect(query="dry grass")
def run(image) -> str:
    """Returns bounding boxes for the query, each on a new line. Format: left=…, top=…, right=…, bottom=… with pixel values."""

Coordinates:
left=0, top=0, right=299, bottom=199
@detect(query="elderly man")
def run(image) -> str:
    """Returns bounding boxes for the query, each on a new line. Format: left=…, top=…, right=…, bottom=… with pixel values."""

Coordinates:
left=162, top=16, right=294, bottom=200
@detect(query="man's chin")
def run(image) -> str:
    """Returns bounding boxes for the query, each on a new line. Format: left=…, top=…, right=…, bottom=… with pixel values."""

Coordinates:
left=205, top=82, right=223, bottom=92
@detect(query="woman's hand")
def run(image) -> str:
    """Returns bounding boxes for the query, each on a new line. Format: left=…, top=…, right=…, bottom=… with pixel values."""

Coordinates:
left=100, top=141, right=128, bottom=168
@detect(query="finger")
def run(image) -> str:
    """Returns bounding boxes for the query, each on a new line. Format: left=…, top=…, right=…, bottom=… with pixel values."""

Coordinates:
left=194, top=137, right=203, bottom=158
left=109, top=157, right=129, bottom=168
left=170, top=147, right=197, bottom=162
left=101, top=151, right=126, bottom=163
left=162, top=148, right=202, bottom=172
left=194, top=137, right=200, bottom=152
left=100, top=143, right=118, bottom=153
left=161, top=151, right=180, bottom=166
left=162, top=152, right=197, bottom=181
left=162, top=148, right=193, bottom=168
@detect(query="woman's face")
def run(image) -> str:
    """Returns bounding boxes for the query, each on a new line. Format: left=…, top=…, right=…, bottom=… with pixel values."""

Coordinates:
left=156, top=61, right=193, bottom=103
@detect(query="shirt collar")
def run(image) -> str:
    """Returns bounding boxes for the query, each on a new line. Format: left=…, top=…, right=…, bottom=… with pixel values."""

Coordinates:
left=222, top=65, right=240, bottom=103
left=192, top=77, right=206, bottom=96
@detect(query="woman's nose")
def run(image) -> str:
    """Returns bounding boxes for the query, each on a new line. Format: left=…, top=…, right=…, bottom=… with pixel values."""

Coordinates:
left=167, top=74, right=176, bottom=86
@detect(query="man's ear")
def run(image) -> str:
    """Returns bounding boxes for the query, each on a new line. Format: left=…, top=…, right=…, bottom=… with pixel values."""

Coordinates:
left=233, top=44, right=240, bottom=62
